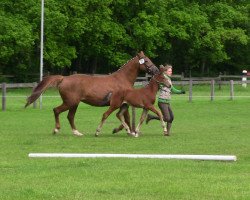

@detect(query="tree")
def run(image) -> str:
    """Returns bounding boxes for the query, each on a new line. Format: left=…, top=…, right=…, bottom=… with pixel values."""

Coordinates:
left=0, top=0, right=249, bottom=81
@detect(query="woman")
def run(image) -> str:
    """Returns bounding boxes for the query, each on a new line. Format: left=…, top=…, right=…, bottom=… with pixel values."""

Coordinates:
left=146, top=64, right=185, bottom=136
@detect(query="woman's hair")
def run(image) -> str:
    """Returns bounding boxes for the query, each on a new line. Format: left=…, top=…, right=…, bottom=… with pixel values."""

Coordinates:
left=160, top=64, right=172, bottom=71
left=164, top=64, right=172, bottom=70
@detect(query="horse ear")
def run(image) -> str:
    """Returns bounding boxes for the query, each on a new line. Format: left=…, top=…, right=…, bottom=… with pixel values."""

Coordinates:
left=137, top=51, right=144, bottom=58
left=159, top=65, right=165, bottom=73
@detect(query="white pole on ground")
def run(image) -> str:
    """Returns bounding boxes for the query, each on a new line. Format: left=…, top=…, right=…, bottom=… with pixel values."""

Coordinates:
left=28, top=153, right=237, bottom=161
left=39, top=0, right=44, bottom=109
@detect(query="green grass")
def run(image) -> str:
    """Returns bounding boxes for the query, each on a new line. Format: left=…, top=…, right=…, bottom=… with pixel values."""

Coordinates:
left=0, top=86, right=250, bottom=199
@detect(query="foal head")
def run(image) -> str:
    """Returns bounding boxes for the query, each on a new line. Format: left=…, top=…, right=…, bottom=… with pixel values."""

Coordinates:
left=137, top=51, right=159, bottom=75
left=152, top=70, right=171, bottom=88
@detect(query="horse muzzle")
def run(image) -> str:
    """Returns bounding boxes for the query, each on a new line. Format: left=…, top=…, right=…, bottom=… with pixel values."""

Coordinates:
left=149, top=65, right=159, bottom=75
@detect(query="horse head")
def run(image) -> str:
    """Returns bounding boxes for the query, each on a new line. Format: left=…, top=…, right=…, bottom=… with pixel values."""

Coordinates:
left=152, top=69, right=171, bottom=88
left=137, top=51, right=159, bottom=75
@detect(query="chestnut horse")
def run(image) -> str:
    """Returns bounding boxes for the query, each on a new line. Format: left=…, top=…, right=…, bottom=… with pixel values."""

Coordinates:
left=25, top=51, right=159, bottom=136
left=95, top=68, right=171, bottom=137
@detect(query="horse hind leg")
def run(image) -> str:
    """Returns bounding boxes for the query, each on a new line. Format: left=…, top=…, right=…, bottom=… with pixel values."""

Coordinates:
left=53, top=103, right=70, bottom=134
left=67, top=104, right=83, bottom=136
left=95, top=106, right=117, bottom=137
left=112, top=124, right=124, bottom=134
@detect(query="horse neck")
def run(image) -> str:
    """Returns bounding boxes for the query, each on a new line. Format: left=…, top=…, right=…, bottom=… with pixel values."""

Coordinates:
left=146, top=79, right=159, bottom=95
left=113, top=58, right=139, bottom=84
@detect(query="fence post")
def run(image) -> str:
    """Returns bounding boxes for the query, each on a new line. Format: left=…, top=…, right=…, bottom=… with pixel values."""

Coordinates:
left=230, top=80, right=234, bottom=100
left=218, top=81, right=221, bottom=90
left=32, top=82, right=37, bottom=108
left=2, top=83, right=6, bottom=111
left=189, top=80, right=193, bottom=102
left=218, top=73, right=222, bottom=90
left=181, top=72, right=184, bottom=80
left=210, top=80, right=215, bottom=101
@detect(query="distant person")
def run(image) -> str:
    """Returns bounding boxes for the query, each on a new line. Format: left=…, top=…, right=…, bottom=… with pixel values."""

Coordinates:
left=146, top=64, right=185, bottom=136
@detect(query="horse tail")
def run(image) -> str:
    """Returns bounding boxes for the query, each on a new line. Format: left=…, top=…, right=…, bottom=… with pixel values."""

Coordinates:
left=25, top=75, right=64, bottom=108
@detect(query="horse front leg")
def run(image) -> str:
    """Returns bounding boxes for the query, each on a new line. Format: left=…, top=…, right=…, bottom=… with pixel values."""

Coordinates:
left=148, top=105, right=167, bottom=136
left=53, top=103, right=69, bottom=134
left=67, top=104, right=83, bottom=136
left=95, top=106, right=117, bottom=137
left=134, top=109, right=148, bottom=137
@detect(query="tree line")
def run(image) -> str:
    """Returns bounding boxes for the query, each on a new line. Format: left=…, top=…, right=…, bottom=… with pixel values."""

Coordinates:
left=0, top=0, right=249, bottom=82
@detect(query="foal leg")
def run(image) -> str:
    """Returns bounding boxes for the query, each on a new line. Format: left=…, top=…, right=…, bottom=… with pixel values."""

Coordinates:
left=112, top=106, right=130, bottom=134
left=147, top=105, right=167, bottom=136
left=95, top=106, right=117, bottom=137
left=67, top=104, right=83, bottom=136
left=134, top=109, right=148, bottom=137
left=124, top=108, right=131, bottom=131
left=116, top=105, right=133, bottom=136
left=53, top=103, right=69, bottom=134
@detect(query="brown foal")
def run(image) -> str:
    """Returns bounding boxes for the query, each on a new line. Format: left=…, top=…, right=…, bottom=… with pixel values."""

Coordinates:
left=25, top=51, right=159, bottom=136
left=95, top=68, right=171, bottom=137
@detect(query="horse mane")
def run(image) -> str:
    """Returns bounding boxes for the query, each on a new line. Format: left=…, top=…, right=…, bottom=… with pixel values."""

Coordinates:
left=143, top=74, right=161, bottom=88
left=113, top=56, right=136, bottom=73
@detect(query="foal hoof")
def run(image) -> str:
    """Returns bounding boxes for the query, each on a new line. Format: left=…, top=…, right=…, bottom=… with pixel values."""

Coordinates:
left=53, top=128, right=60, bottom=134
left=72, top=130, right=83, bottom=137
left=164, top=131, right=170, bottom=136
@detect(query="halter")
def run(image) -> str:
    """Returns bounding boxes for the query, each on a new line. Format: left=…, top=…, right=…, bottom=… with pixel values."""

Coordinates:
left=137, top=56, right=156, bottom=74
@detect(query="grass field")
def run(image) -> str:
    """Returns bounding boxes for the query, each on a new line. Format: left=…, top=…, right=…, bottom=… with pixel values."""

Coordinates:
left=0, top=85, right=250, bottom=199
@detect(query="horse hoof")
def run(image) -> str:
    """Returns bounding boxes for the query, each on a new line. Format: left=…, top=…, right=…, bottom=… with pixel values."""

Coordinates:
left=164, top=132, right=170, bottom=136
left=129, top=132, right=136, bottom=137
left=74, top=133, right=83, bottom=137
left=135, top=133, right=139, bottom=138
left=53, top=128, right=60, bottom=134
left=112, top=128, right=118, bottom=134
left=72, top=130, right=83, bottom=137
left=95, top=133, right=99, bottom=137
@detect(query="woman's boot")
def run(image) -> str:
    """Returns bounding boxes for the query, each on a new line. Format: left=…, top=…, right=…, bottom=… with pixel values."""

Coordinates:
left=164, top=123, right=172, bottom=136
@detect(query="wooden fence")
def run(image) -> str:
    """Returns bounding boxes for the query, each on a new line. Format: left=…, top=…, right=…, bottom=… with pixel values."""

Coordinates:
left=1, top=79, right=250, bottom=111
left=1, top=82, right=37, bottom=111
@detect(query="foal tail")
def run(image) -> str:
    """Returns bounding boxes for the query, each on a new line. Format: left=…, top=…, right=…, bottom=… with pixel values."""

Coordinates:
left=25, top=75, right=64, bottom=108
